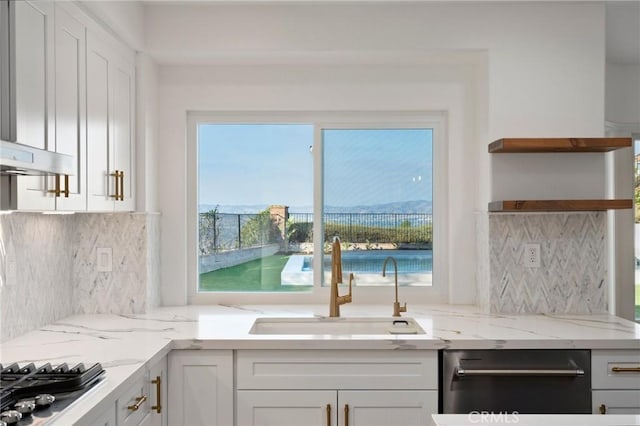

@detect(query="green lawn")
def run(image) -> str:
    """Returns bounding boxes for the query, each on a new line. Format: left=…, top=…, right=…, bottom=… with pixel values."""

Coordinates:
left=199, top=255, right=311, bottom=292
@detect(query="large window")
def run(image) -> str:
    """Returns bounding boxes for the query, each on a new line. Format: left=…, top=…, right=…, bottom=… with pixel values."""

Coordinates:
left=189, top=113, right=446, bottom=304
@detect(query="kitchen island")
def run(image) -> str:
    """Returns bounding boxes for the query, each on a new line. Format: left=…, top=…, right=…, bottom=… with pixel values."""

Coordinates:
left=1, top=304, right=639, bottom=425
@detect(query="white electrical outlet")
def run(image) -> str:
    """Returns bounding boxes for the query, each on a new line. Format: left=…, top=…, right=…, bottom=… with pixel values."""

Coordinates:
left=97, top=247, right=113, bottom=272
left=524, top=243, right=541, bottom=268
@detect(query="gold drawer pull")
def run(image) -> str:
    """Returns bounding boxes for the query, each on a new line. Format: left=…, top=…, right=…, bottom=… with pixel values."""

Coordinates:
left=151, top=376, right=161, bottom=413
left=127, top=395, right=147, bottom=411
left=326, top=404, right=331, bottom=426
left=611, top=366, right=640, bottom=373
left=599, top=404, right=607, bottom=414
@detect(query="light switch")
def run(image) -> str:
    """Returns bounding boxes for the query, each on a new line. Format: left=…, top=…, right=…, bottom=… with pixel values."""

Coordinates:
left=97, top=247, right=112, bottom=272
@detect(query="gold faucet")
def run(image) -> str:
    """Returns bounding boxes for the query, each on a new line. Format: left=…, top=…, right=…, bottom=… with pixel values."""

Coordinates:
left=382, top=256, right=406, bottom=317
left=329, top=237, right=353, bottom=317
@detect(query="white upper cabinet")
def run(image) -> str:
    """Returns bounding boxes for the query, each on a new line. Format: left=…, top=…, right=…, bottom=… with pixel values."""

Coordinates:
left=53, top=4, right=86, bottom=211
left=14, top=0, right=55, bottom=210
left=10, top=1, right=135, bottom=211
left=86, top=30, right=135, bottom=211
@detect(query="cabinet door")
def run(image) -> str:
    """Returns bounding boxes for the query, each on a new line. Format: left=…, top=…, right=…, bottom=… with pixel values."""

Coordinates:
left=86, top=30, right=135, bottom=212
left=593, top=390, right=640, bottom=415
left=339, top=390, right=437, bottom=426
left=168, top=350, right=233, bottom=426
left=86, top=30, right=114, bottom=211
left=53, top=4, right=86, bottom=211
left=111, top=54, right=135, bottom=211
left=237, top=390, right=336, bottom=426
left=140, top=356, right=167, bottom=426
left=14, top=0, right=55, bottom=210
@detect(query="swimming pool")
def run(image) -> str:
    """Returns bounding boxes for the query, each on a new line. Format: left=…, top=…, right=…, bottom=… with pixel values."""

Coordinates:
left=302, top=250, right=432, bottom=274
left=281, top=250, right=433, bottom=286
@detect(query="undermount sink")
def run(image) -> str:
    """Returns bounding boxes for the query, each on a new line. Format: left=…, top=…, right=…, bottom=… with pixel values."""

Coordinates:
left=249, top=317, right=426, bottom=335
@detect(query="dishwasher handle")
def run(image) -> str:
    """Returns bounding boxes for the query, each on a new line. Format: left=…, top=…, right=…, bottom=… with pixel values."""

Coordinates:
left=454, top=367, right=585, bottom=377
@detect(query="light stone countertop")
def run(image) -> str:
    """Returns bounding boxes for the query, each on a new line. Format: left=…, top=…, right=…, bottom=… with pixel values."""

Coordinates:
left=1, top=304, right=639, bottom=424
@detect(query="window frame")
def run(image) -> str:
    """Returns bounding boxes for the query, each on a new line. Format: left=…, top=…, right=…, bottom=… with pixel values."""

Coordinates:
left=187, top=111, right=448, bottom=306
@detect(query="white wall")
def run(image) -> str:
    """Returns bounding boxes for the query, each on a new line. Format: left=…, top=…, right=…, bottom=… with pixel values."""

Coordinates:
left=136, top=53, right=159, bottom=213
left=150, top=2, right=607, bottom=306
left=606, top=63, right=640, bottom=124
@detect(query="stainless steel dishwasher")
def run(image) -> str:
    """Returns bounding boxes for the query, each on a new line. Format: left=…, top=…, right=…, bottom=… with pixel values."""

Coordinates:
left=439, top=349, right=591, bottom=414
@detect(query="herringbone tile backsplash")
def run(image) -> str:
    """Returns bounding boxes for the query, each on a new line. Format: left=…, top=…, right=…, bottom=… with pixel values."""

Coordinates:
left=0, top=212, right=160, bottom=342
left=477, top=212, right=607, bottom=314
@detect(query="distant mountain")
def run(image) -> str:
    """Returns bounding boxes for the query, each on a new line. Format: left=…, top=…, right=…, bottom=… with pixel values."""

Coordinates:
left=325, top=200, right=432, bottom=214
left=199, top=200, right=431, bottom=214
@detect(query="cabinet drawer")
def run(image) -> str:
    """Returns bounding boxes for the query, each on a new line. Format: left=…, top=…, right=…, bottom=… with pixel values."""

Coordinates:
left=117, top=373, right=150, bottom=426
left=593, top=390, right=640, bottom=414
left=237, top=350, right=438, bottom=390
left=592, top=350, right=640, bottom=389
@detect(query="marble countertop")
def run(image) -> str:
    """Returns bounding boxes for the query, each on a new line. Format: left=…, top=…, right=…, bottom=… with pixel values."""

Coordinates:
left=1, top=304, right=639, bottom=424
left=431, top=414, right=640, bottom=426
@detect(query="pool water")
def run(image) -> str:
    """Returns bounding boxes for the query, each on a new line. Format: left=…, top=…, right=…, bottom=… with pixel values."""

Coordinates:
left=301, top=249, right=432, bottom=274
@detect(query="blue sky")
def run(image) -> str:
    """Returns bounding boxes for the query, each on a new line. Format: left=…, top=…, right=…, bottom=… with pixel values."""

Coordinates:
left=198, top=124, right=433, bottom=209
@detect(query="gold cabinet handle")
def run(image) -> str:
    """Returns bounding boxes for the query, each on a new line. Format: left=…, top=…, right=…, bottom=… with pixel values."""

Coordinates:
left=611, top=366, right=640, bottom=373
left=151, top=376, right=161, bottom=414
left=599, top=404, right=607, bottom=414
left=110, top=170, right=121, bottom=200
left=326, top=404, right=331, bottom=426
left=63, top=174, right=69, bottom=197
left=47, top=174, right=69, bottom=198
left=344, top=404, right=349, bottom=426
left=127, top=395, right=147, bottom=411
left=48, top=174, right=60, bottom=197
left=119, top=170, right=124, bottom=201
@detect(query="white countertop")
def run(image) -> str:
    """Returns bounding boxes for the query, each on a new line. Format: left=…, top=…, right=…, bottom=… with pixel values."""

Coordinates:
left=431, top=414, right=640, bottom=426
left=1, top=304, right=639, bottom=424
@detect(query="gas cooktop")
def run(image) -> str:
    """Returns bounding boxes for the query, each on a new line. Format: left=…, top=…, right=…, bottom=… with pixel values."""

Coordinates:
left=0, top=362, right=105, bottom=425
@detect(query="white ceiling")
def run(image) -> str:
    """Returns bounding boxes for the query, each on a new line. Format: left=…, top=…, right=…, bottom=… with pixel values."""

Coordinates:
left=93, top=0, right=640, bottom=65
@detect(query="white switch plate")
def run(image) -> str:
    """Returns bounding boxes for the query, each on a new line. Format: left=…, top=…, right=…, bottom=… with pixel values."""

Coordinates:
left=524, top=243, right=541, bottom=268
left=97, top=247, right=113, bottom=272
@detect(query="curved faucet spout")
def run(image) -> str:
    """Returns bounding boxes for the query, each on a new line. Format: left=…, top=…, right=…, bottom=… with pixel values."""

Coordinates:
left=382, top=256, right=406, bottom=317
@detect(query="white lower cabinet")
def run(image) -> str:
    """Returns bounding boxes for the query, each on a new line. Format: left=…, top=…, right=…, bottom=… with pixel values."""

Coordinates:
left=237, top=390, right=335, bottom=426
left=236, top=350, right=438, bottom=426
left=139, top=356, right=168, bottom=426
left=591, top=350, right=640, bottom=415
left=340, top=390, right=437, bottom=426
left=90, top=404, right=117, bottom=426
left=168, top=350, right=234, bottom=426
left=236, top=390, right=437, bottom=426
left=117, top=371, right=151, bottom=426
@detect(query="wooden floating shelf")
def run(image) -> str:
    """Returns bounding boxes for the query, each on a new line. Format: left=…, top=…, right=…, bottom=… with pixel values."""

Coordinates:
left=488, top=138, right=632, bottom=153
left=488, top=199, right=633, bottom=212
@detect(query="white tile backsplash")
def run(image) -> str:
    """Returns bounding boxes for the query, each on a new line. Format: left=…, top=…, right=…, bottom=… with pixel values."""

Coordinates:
left=0, top=212, right=160, bottom=342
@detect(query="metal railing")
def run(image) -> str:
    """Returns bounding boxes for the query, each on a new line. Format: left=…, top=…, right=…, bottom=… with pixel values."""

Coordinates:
left=199, top=212, right=433, bottom=255
left=288, top=212, right=433, bottom=244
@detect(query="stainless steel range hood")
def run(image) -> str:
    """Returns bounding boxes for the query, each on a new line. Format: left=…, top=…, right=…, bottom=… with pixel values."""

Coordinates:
left=0, top=0, right=73, bottom=176
left=0, top=140, right=74, bottom=176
